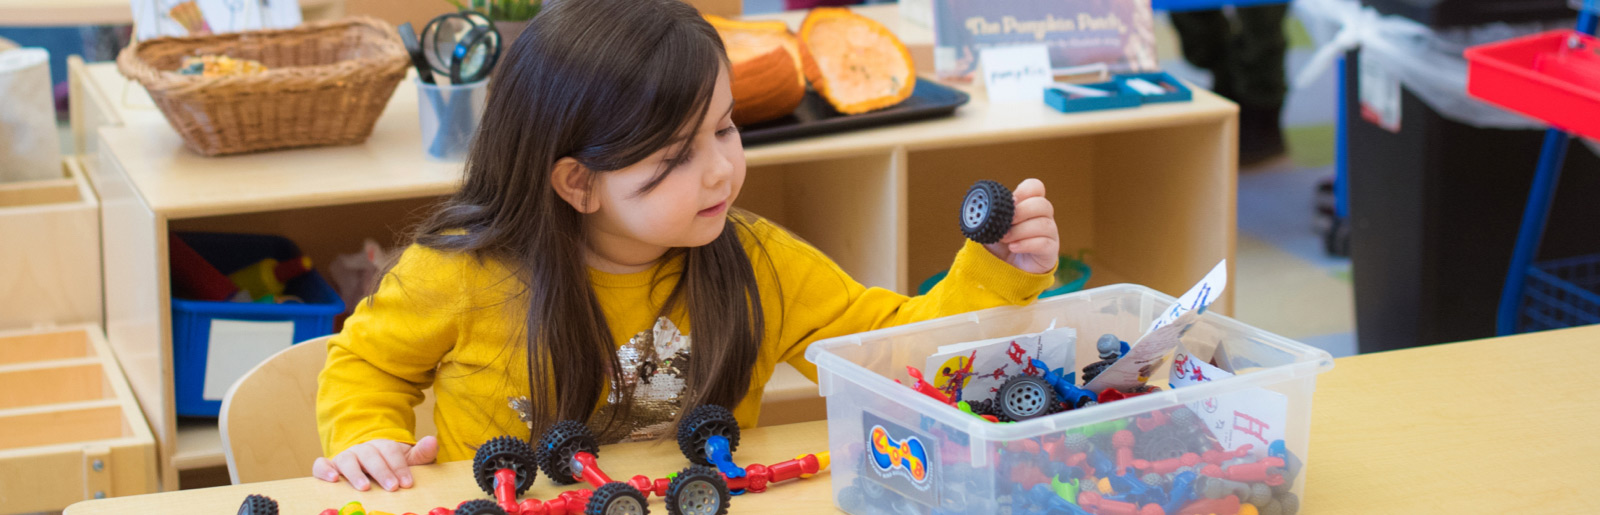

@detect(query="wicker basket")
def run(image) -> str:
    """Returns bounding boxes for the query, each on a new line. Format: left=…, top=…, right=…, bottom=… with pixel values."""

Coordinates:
left=116, top=17, right=409, bottom=156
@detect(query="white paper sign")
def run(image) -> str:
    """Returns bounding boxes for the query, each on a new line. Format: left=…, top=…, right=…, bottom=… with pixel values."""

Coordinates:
left=924, top=326, right=1075, bottom=403
left=980, top=44, right=1054, bottom=104
left=1171, top=345, right=1286, bottom=457
left=1149, top=260, right=1227, bottom=334
left=203, top=319, right=296, bottom=400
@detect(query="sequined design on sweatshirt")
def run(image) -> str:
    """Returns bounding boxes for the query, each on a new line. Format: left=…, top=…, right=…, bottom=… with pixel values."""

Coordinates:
left=507, top=317, right=691, bottom=444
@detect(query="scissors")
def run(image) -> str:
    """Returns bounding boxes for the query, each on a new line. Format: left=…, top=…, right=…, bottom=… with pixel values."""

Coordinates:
left=420, top=10, right=503, bottom=84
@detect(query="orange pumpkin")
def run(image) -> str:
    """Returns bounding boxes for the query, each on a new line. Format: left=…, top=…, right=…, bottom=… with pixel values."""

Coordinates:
left=799, top=8, right=916, bottom=115
left=705, top=15, right=808, bottom=125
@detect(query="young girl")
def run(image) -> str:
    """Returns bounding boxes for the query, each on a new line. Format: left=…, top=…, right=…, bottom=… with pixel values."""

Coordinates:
left=314, top=0, right=1060, bottom=491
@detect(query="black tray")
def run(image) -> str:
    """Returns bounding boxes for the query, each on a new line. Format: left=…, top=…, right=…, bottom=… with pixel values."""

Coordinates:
left=739, top=78, right=970, bottom=146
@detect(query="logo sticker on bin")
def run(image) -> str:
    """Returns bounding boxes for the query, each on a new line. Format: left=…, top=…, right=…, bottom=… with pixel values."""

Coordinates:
left=862, top=412, right=939, bottom=506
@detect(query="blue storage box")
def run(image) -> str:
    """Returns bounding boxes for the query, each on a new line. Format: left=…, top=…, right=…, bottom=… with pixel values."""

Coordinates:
left=1044, top=81, right=1139, bottom=113
left=1152, top=0, right=1289, bottom=12
left=1117, top=72, right=1193, bottom=103
left=170, top=232, right=345, bottom=417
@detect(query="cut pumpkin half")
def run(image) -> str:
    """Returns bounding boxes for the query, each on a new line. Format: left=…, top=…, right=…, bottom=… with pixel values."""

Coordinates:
left=799, top=7, right=916, bottom=115
left=705, top=15, right=811, bottom=125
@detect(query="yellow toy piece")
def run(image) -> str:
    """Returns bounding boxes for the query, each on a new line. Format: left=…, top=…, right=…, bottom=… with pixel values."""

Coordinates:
left=338, top=501, right=366, bottom=515
left=797, top=451, right=831, bottom=478
left=1097, top=477, right=1113, bottom=494
left=1238, top=505, right=1260, bottom=515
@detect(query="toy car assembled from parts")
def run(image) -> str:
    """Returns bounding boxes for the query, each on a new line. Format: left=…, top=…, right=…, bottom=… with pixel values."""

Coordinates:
left=674, top=405, right=831, bottom=495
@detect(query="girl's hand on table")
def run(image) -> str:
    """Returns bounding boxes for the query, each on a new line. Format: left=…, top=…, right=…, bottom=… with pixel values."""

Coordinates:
left=312, top=436, right=438, bottom=491
left=985, top=178, right=1060, bottom=275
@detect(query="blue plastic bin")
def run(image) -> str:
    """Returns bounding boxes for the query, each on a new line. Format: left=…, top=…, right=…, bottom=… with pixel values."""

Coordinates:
left=1117, top=72, right=1194, bottom=104
left=1519, top=254, right=1600, bottom=332
left=171, top=232, right=345, bottom=417
left=1152, top=0, right=1289, bottom=12
left=1045, top=81, right=1140, bottom=113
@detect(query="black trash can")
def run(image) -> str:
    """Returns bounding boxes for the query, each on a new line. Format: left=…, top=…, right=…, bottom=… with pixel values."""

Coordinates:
left=1344, top=46, right=1600, bottom=353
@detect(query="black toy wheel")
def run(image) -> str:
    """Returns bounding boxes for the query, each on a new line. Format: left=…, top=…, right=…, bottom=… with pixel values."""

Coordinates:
left=1132, top=424, right=1193, bottom=462
left=587, top=482, right=650, bottom=515
left=996, top=375, right=1055, bottom=421
left=456, top=499, right=509, bottom=515
left=237, top=494, right=278, bottom=515
left=665, top=465, right=731, bottom=515
left=473, top=435, right=538, bottom=496
left=676, top=405, right=740, bottom=466
left=537, top=420, right=600, bottom=485
left=959, top=180, right=1014, bottom=244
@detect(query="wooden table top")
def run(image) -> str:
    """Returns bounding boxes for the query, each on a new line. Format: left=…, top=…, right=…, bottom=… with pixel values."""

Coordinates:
left=68, top=323, right=1600, bottom=514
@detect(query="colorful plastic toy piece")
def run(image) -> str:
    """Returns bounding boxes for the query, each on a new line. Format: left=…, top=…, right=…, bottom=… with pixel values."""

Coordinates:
left=237, top=494, right=278, bottom=515
left=1080, top=334, right=1128, bottom=384
left=960, top=180, right=1014, bottom=244
left=997, top=373, right=1057, bottom=421
left=1177, top=494, right=1241, bottom=515
left=1201, top=456, right=1286, bottom=486
left=1032, top=359, right=1099, bottom=409
left=1078, top=491, right=1164, bottom=515
left=1011, top=483, right=1094, bottom=515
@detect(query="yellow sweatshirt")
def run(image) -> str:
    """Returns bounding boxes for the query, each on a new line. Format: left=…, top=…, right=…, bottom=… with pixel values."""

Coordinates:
left=317, top=218, right=1053, bottom=462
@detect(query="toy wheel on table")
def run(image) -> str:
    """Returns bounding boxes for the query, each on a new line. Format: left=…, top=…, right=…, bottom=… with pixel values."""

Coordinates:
left=537, top=420, right=601, bottom=485
left=665, top=465, right=731, bottom=515
left=959, top=180, right=1014, bottom=245
left=237, top=494, right=278, bottom=515
left=456, top=499, right=509, bottom=515
left=473, top=435, right=538, bottom=496
left=587, top=481, right=650, bottom=515
left=676, top=405, right=740, bottom=466
left=996, top=375, right=1055, bottom=421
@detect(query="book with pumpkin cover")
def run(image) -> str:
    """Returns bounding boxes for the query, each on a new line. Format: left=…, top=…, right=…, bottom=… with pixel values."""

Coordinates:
left=930, top=0, right=1159, bottom=82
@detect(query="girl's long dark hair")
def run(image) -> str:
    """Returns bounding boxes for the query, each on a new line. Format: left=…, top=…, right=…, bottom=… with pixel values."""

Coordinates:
left=409, top=0, right=763, bottom=437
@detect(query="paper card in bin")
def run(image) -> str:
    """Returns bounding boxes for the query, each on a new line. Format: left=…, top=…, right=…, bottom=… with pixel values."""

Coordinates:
left=924, top=327, right=1075, bottom=403
left=862, top=411, right=939, bottom=507
left=1085, top=260, right=1228, bottom=393
left=1172, top=345, right=1287, bottom=459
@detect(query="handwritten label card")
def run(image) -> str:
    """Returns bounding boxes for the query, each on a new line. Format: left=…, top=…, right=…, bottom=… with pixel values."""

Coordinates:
left=1171, top=345, right=1286, bottom=458
left=980, top=44, right=1053, bottom=104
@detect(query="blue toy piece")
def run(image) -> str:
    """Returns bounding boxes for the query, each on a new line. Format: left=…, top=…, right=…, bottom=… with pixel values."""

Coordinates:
left=1162, top=471, right=1201, bottom=515
left=1107, top=468, right=1165, bottom=506
left=1087, top=449, right=1115, bottom=479
left=705, top=435, right=745, bottom=480
left=1269, top=439, right=1303, bottom=484
left=1032, top=359, right=1099, bottom=409
left=1012, top=484, right=1093, bottom=515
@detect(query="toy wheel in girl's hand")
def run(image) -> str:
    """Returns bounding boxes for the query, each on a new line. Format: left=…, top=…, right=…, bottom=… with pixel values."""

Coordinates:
left=676, top=405, right=741, bottom=466
left=537, top=420, right=601, bottom=485
left=959, top=180, right=1014, bottom=244
left=587, top=481, right=651, bottom=515
left=237, top=494, right=278, bottom=515
left=473, top=435, right=539, bottom=496
left=996, top=374, right=1055, bottom=421
left=456, top=499, right=510, bottom=515
left=665, top=465, right=731, bottom=515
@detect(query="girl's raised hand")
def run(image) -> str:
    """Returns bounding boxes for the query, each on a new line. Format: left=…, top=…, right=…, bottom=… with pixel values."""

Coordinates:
left=984, top=178, right=1060, bottom=275
left=312, top=436, right=438, bottom=491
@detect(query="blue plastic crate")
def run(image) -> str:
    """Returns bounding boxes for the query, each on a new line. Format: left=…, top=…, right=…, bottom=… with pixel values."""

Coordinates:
left=171, top=232, right=345, bottom=417
left=1153, top=0, right=1290, bottom=12
left=1116, top=72, right=1193, bottom=103
left=1520, top=254, right=1600, bottom=332
left=1045, top=81, right=1140, bottom=113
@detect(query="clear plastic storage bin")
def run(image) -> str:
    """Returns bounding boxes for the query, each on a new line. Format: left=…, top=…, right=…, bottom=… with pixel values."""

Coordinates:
left=807, top=284, right=1334, bottom=515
